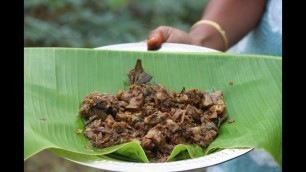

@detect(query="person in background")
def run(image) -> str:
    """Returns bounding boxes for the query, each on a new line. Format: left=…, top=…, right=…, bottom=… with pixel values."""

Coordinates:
left=146, top=0, right=281, bottom=57
left=146, top=0, right=282, bottom=171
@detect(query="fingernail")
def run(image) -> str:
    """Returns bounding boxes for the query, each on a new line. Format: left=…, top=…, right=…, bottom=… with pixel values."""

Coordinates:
left=149, top=35, right=157, bottom=41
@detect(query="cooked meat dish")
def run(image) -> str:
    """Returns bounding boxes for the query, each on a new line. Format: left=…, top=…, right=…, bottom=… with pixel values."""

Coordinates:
left=78, top=60, right=227, bottom=162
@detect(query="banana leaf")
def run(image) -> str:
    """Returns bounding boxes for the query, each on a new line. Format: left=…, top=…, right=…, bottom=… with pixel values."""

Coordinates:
left=24, top=48, right=282, bottom=165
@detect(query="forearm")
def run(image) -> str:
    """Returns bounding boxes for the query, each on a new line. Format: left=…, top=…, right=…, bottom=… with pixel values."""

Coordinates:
left=189, top=0, right=267, bottom=51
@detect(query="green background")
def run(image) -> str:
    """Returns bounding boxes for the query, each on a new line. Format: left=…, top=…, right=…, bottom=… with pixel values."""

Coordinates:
left=24, top=0, right=208, bottom=48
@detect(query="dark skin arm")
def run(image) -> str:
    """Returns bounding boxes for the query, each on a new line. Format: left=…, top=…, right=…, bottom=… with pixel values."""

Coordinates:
left=147, top=0, right=267, bottom=51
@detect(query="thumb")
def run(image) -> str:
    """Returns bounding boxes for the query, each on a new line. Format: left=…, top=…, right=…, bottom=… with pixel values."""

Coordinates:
left=147, top=26, right=170, bottom=50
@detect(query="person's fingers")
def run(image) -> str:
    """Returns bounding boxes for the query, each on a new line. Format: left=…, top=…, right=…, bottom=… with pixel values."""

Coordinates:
left=147, top=26, right=196, bottom=50
left=142, top=26, right=171, bottom=49
left=147, top=26, right=172, bottom=50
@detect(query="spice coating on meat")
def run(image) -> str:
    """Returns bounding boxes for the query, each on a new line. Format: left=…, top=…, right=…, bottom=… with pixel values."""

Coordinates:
left=79, top=84, right=227, bottom=162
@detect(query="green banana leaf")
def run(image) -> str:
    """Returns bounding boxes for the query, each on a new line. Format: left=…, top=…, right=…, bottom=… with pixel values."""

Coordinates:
left=24, top=48, right=282, bottom=165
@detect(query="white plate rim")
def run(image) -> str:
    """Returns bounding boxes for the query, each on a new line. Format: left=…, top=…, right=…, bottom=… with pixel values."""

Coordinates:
left=94, top=42, right=219, bottom=52
left=67, top=148, right=252, bottom=172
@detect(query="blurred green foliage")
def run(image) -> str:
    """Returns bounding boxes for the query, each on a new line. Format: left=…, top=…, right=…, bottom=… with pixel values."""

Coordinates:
left=24, top=0, right=208, bottom=48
